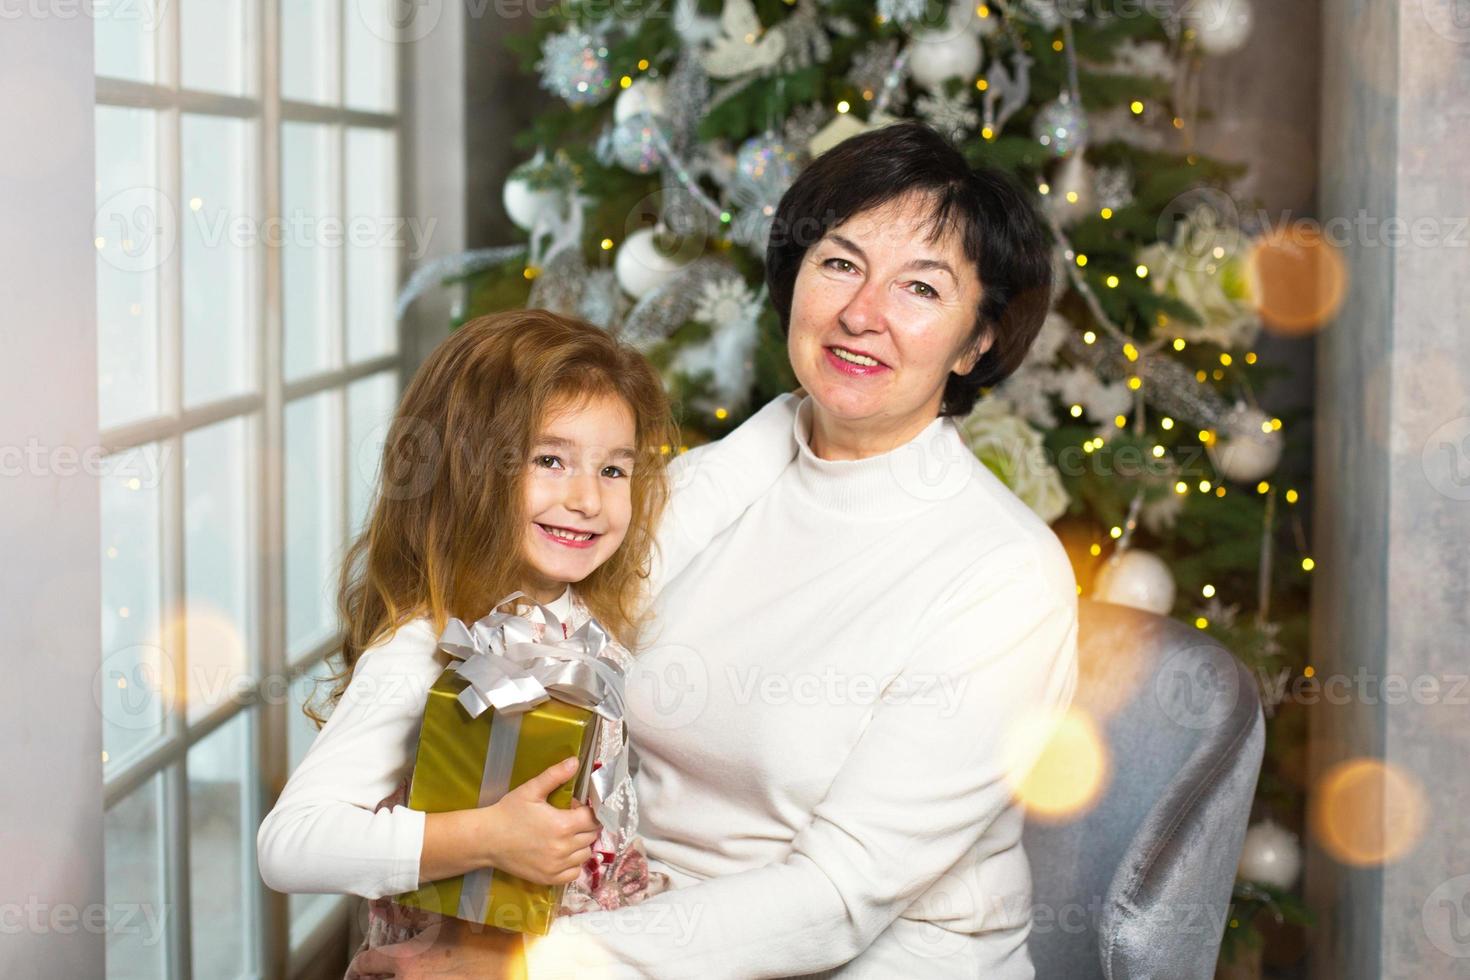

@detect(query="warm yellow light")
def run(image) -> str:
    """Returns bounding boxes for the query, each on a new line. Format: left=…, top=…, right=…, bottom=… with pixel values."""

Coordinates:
left=1039, top=182, right=1051, bottom=195
left=523, top=265, right=540, bottom=280
left=1199, top=480, right=1212, bottom=493
left=1173, top=337, right=1187, bottom=351
left=1089, top=543, right=1102, bottom=556
left=1110, top=526, right=1123, bottom=539
left=600, top=238, right=614, bottom=250
left=1106, top=275, right=1120, bottom=288
left=1304, top=665, right=1315, bottom=678
left=1302, top=557, right=1316, bottom=571
left=1130, top=100, right=1145, bottom=115
left=1220, top=352, right=1233, bottom=366
left=1100, top=208, right=1113, bottom=219
left=1271, top=417, right=1284, bottom=431
left=1076, top=254, right=1087, bottom=266
left=714, top=407, right=729, bottom=420
left=1136, top=265, right=1149, bottom=278
left=1245, top=352, right=1258, bottom=364
left=1286, top=489, right=1300, bottom=504
left=638, top=58, right=650, bottom=70
left=1066, top=191, right=1079, bottom=203
left=1202, top=584, right=1216, bottom=598
left=1052, top=39, right=1064, bottom=51
left=1173, top=116, right=1185, bottom=128
left=836, top=100, right=851, bottom=114
left=1215, top=486, right=1227, bottom=497
left=1114, top=415, right=1127, bottom=428
left=1161, top=417, right=1175, bottom=430
left=1213, top=369, right=1225, bottom=380
left=1123, top=343, right=1139, bottom=361
left=620, top=75, right=633, bottom=88
left=982, top=126, right=995, bottom=140
left=1199, top=429, right=1213, bottom=443
left=1257, top=481, right=1270, bottom=494
left=1069, top=404, right=1083, bottom=418
left=1083, top=330, right=1097, bottom=344
left=1195, top=617, right=1209, bottom=629
left=1127, top=377, right=1142, bottom=391
left=1152, top=445, right=1165, bottom=458
left=1196, top=369, right=1208, bottom=382
left=1175, top=481, right=1188, bottom=494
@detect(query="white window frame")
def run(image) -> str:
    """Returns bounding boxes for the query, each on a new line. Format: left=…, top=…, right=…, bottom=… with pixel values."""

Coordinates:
left=93, top=1, right=453, bottom=975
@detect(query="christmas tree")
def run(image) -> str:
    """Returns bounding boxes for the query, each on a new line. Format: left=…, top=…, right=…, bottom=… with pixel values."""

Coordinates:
left=401, top=0, right=1317, bottom=966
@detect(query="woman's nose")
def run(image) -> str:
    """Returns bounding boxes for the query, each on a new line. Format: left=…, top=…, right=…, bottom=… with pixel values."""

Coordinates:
left=839, top=277, right=886, bottom=334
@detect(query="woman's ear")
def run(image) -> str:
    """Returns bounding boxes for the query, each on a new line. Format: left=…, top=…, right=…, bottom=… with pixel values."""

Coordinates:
left=955, top=328, right=993, bottom=376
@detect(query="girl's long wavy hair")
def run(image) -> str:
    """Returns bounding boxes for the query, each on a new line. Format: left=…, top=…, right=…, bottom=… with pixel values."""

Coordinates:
left=308, top=309, right=676, bottom=724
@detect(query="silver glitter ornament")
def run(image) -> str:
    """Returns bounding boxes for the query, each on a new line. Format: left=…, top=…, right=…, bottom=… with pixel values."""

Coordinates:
left=610, top=113, right=674, bottom=174
left=735, top=133, right=799, bottom=194
left=537, top=27, right=613, bottom=107
left=1033, top=93, right=1089, bottom=157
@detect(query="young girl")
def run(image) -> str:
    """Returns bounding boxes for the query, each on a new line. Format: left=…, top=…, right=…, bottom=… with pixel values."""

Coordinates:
left=257, top=309, right=682, bottom=960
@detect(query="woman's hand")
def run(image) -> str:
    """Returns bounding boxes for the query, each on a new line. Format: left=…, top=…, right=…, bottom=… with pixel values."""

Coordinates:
left=345, top=918, right=525, bottom=980
left=419, top=757, right=600, bottom=886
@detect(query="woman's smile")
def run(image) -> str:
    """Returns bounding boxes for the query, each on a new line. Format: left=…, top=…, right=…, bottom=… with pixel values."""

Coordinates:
left=823, top=344, right=892, bottom=377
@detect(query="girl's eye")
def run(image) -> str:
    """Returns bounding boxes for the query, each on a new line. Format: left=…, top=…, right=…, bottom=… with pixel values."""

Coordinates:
left=533, top=454, right=563, bottom=469
left=602, top=466, right=628, bottom=479
left=910, top=281, right=940, bottom=300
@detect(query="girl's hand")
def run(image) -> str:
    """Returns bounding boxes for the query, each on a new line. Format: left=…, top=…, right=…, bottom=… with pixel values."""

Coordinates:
left=483, top=757, right=602, bottom=886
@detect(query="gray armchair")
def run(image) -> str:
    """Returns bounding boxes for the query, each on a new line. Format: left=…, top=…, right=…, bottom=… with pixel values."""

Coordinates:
left=1024, top=599, right=1266, bottom=980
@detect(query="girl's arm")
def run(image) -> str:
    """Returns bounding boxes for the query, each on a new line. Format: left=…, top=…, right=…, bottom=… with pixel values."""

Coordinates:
left=522, top=547, right=1081, bottom=979
left=257, top=619, right=445, bottom=898
left=647, top=392, right=802, bottom=600
left=258, top=619, right=599, bottom=899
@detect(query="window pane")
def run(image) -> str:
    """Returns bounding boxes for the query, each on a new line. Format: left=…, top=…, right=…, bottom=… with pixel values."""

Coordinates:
left=184, top=417, right=257, bottom=724
left=188, top=709, right=258, bottom=978
left=105, top=772, right=169, bottom=979
left=94, top=0, right=164, bottom=83
left=345, top=128, right=398, bottom=363
left=281, top=0, right=339, bottom=104
left=347, top=371, right=397, bottom=533
left=286, top=660, right=339, bottom=947
left=282, top=122, right=342, bottom=382
left=344, top=0, right=398, bottom=113
left=182, top=114, right=257, bottom=408
left=181, top=0, right=256, bottom=96
left=95, top=106, right=165, bottom=429
left=100, top=444, right=172, bottom=772
left=286, top=392, right=343, bottom=660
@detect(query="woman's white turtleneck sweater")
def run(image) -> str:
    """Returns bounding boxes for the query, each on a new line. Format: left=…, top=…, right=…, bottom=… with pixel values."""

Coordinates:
left=524, top=393, right=1078, bottom=979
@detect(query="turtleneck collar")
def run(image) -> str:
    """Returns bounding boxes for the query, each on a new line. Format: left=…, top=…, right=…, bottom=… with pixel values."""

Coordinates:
left=790, top=394, right=977, bottom=520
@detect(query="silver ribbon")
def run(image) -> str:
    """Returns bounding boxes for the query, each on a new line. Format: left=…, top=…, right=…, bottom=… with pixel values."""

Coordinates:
left=436, top=592, right=635, bottom=914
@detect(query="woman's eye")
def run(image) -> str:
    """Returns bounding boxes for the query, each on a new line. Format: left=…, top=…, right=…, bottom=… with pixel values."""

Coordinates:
left=910, top=281, right=939, bottom=300
left=824, top=257, right=856, bottom=273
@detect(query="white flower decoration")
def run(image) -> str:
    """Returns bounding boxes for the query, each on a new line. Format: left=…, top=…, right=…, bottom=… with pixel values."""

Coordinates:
left=957, top=400, right=1070, bottom=524
left=692, top=275, right=759, bottom=329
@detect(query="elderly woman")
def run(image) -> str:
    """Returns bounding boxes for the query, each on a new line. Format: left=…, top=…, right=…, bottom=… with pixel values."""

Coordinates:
left=352, top=121, right=1077, bottom=979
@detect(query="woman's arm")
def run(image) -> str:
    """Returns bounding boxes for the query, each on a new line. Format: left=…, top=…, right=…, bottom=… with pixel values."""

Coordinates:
left=522, top=552, right=1080, bottom=979
left=646, top=392, right=802, bottom=601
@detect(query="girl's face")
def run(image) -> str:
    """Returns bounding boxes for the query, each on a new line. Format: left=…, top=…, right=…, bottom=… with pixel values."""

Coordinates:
left=787, top=192, right=988, bottom=438
left=519, top=392, right=637, bottom=605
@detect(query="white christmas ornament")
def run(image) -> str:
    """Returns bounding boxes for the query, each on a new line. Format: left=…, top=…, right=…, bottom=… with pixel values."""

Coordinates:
left=1237, top=819, right=1302, bottom=890
left=907, top=29, right=983, bottom=92
left=1183, top=0, right=1254, bottom=55
left=615, top=227, right=691, bottom=300
left=1209, top=404, right=1283, bottom=482
left=1048, top=152, right=1096, bottom=227
left=503, top=175, right=561, bottom=233
left=614, top=79, right=668, bottom=123
left=1094, top=549, right=1176, bottom=615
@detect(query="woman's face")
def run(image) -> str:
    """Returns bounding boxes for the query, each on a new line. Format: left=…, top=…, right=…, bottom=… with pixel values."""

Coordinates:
left=787, top=193, right=989, bottom=436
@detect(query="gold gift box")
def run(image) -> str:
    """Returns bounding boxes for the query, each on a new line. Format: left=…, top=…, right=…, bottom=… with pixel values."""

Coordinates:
left=393, top=667, right=600, bottom=935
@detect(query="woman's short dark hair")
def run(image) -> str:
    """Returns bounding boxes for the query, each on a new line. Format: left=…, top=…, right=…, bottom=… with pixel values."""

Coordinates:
left=765, top=120, right=1054, bottom=418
